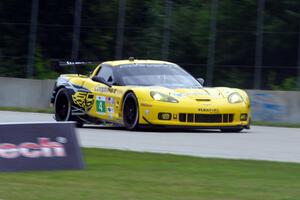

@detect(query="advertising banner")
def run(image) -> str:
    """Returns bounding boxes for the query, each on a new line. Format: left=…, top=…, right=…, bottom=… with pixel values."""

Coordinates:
left=0, top=122, right=84, bottom=171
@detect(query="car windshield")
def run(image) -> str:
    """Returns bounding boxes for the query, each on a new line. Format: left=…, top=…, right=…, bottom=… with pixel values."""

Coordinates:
left=116, top=63, right=202, bottom=88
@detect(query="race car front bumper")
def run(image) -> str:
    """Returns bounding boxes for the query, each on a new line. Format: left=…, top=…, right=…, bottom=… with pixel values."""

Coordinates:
left=138, top=100, right=251, bottom=129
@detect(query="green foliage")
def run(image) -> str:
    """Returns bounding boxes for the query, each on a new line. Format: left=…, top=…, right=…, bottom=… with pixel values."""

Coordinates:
left=0, top=0, right=299, bottom=90
left=268, top=72, right=298, bottom=91
left=35, top=46, right=58, bottom=79
left=271, top=77, right=298, bottom=91
left=214, top=68, right=251, bottom=88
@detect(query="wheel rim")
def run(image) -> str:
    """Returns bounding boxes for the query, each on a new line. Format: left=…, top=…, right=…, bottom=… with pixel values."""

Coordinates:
left=56, top=93, right=69, bottom=121
left=124, top=97, right=137, bottom=126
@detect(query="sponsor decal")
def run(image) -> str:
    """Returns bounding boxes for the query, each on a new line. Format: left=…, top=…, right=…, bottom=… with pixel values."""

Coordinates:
left=94, top=85, right=117, bottom=93
left=85, top=94, right=94, bottom=111
left=186, top=92, right=208, bottom=96
left=72, top=92, right=94, bottom=111
left=106, top=97, right=115, bottom=105
left=94, top=86, right=108, bottom=93
left=171, top=93, right=185, bottom=97
left=0, top=123, right=84, bottom=171
left=107, top=106, right=114, bottom=113
left=141, top=103, right=152, bottom=107
left=198, top=108, right=219, bottom=113
left=108, top=113, right=113, bottom=119
left=0, top=138, right=66, bottom=159
left=96, top=96, right=106, bottom=115
left=72, top=92, right=87, bottom=108
left=144, top=110, right=150, bottom=116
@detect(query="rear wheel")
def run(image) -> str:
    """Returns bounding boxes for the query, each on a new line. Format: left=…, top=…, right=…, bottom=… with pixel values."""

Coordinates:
left=122, top=92, right=139, bottom=130
left=54, top=88, right=83, bottom=127
left=220, top=128, right=243, bottom=133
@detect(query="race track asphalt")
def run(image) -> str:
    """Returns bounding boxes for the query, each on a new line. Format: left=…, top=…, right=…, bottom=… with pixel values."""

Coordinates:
left=0, top=111, right=300, bottom=163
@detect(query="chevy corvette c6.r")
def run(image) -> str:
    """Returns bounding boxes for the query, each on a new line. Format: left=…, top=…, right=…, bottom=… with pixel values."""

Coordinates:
left=50, top=58, right=251, bottom=132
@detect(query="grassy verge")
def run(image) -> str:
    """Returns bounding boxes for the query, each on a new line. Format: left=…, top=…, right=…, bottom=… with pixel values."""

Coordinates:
left=0, top=107, right=300, bottom=128
left=0, top=148, right=300, bottom=200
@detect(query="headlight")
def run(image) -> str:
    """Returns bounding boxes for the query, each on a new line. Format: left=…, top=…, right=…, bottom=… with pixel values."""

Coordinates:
left=150, top=91, right=179, bottom=103
left=228, top=92, right=243, bottom=104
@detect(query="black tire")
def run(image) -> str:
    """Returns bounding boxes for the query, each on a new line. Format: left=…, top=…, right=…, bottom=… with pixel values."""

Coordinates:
left=122, top=92, right=139, bottom=130
left=220, top=128, right=243, bottom=133
left=54, top=88, right=83, bottom=127
left=54, top=88, right=72, bottom=121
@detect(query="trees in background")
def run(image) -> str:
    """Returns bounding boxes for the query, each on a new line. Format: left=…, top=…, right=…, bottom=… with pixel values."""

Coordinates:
left=0, top=0, right=299, bottom=90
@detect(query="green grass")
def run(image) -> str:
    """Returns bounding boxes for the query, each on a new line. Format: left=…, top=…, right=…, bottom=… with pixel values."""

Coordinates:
left=0, top=148, right=300, bottom=200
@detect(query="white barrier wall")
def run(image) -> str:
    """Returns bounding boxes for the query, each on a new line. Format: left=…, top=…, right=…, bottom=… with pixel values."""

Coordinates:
left=0, top=77, right=55, bottom=109
left=0, top=77, right=299, bottom=123
left=246, top=90, right=300, bottom=123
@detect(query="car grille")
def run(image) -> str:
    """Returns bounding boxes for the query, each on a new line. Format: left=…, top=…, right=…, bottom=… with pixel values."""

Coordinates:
left=179, top=113, right=234, bottom=123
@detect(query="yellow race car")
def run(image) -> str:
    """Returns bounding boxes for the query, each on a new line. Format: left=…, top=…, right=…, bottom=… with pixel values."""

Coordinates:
left=51, top=58, right=251, bottom=132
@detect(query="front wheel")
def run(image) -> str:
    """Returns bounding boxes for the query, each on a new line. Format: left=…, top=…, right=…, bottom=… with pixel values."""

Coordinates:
left=122, top=92, right=139, bottom=130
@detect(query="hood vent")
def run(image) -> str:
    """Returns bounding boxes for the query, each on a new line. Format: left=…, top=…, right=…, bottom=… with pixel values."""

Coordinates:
left=195, top=99, right=211, bottom=102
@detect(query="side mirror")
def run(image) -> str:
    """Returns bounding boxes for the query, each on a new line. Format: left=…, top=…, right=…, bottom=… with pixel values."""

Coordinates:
left=92, top=76, right=112, bottom=87
left=197, top=78, right=205, bottom=85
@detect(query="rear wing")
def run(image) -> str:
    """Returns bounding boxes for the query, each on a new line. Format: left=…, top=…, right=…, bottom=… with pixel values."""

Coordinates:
left=51, top=60, right=101, bottom=73
left=55, top=61, right=100, bottom=66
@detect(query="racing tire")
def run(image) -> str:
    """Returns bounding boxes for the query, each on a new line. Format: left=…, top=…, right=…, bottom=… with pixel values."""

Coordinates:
left=122, top=92, right=139, bottom=131
left=220, top=128, right=243, bottom=133
left=54, top=88, right=83, bottom=127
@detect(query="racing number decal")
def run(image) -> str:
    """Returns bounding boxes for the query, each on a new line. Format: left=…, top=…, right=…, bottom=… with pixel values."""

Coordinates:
left=96, top=96, right=106, bottom=115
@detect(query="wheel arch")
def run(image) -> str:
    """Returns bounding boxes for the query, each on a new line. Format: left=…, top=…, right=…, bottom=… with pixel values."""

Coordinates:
left=121, top=90, right=136, bottom=110
left=51, top=85, right=65, bottom=104
left=53, top=85, right=77, bottom=104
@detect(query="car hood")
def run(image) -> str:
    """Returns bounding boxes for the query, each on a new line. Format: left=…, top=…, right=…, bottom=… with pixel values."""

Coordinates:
left=142, top=86, right=238, bottom=100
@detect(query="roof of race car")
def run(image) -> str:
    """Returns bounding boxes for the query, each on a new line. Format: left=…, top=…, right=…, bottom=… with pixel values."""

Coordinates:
left=101, top=59, right=175, bottom=67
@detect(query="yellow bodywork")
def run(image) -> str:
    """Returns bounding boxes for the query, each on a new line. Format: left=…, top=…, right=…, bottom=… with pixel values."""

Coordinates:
left=62, top=59, right=251, bottom=128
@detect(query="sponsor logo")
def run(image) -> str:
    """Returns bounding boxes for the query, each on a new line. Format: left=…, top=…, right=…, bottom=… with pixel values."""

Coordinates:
left=198, top=108, right=219, bottom=113
left=144, top=110, right=150, bottom=116
left=94, top=86, right=106, bottom=93
left=106, top=97, right=115, bottom=105
left=94, top=86, right=117, bottom=93
left=96, top=96, right=106, bottom=115
left=186, top=92, right=208, bottom=96
left=72, top=92, right=87, bottom=108
left=171, top=93, right=184, bottom=97
left=108, top=113, right=113, bottom=119
left=141, top=103, right=152, bottom=107
left=0, top=138, right=66, bottom=159
left=107, top=106, right=114, bottom=113
left=72, top=92, right=94, bottom=111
